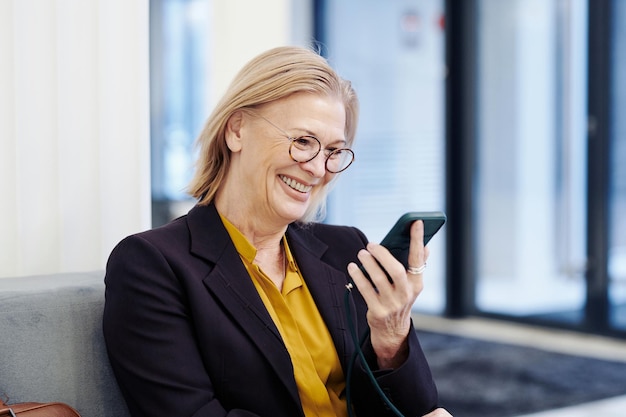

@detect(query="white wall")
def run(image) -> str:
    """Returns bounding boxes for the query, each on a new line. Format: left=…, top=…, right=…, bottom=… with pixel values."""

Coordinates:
left=208, top=0, right=311, bottom=107
left=0, top=0, right=310, bottom=278
left=0, top=0, right=151, bottom=278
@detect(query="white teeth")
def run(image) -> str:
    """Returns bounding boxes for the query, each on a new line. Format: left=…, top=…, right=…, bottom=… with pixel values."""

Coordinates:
left=280, top=175, right=312, bottom=193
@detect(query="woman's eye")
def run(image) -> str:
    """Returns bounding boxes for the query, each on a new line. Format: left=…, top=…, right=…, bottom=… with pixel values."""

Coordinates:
left=293, top=137, right=316, bottom=149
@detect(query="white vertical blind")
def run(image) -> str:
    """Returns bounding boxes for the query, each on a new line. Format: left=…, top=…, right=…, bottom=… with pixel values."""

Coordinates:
left=0, top=0, right=151, bottom=278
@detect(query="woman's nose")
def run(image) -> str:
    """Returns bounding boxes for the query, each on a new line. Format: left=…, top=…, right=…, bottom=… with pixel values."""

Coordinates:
left=301, top=151, right=327, bottom=177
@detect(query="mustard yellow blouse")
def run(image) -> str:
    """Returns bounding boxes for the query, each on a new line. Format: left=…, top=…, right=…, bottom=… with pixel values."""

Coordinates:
left=221, top=215, right=347, bottom=417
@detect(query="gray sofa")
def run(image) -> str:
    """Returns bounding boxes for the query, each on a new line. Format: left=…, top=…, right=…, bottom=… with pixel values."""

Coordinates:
left=0, top=271, right=130, bottom=417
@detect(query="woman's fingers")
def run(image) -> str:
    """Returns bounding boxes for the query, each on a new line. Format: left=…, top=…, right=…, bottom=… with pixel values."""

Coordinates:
left=407, top=220, right=429, bottom=276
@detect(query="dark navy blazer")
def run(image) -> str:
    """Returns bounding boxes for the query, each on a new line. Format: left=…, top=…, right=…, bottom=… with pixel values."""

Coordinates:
left=103, top=203, right=438, bottom=417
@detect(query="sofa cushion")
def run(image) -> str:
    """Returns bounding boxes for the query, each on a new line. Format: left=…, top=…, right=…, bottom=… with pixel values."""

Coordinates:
left=0, top=271, right=130, bottom=417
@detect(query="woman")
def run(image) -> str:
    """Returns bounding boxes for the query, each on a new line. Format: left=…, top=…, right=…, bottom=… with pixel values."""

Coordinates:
left=103, top=46, right=451, bottom=417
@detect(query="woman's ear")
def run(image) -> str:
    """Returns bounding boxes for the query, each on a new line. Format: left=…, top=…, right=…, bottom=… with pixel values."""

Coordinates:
left=224, top=111, right=244, bottom=152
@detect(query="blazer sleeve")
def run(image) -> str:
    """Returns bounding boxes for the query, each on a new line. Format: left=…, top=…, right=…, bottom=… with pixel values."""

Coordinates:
left=351, top=324, right=439, bottom=416
left=103, top=234, right=261, bottom=417
left=313, top=224, right=439, bottom=416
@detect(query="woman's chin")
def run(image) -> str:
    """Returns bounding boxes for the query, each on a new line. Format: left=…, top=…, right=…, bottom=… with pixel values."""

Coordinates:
left=275, top=202, right=310, bottom=224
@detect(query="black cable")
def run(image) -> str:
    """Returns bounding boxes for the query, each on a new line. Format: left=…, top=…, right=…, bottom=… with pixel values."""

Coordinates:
left=345, top=291, right=369, bottom=417
left=344, top=283, right=405, bottom=417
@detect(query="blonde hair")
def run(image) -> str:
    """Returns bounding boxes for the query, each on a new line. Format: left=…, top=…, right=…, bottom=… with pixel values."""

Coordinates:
left=187, top=46, right=359, bottom=222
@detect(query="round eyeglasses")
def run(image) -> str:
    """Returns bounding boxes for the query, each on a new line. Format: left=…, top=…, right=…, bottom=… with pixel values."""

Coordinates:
left=246, top=111, right=355, bottom=173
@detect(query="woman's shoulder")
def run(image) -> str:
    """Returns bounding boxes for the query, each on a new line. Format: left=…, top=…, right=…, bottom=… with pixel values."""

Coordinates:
left=129, top=214, right=190, bottom=244
left=117, top=203, right=219, bottom=248
left=107, top=215, right=189, bottom=260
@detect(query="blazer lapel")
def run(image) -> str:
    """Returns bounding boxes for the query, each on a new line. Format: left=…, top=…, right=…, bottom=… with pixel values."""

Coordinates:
left=186, top=204, right=301, bottom=405
left=286, top=226, right=353, bottom=367
left=185, top=205, right=354, bottom=406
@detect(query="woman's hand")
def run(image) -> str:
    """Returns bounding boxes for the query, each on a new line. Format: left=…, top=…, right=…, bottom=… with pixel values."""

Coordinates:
left=347, top=220, right=429, bottom=369
left=422, top=408, right=453, bottom=416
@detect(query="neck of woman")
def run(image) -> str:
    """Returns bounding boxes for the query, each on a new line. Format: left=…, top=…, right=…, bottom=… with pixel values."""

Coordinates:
left=254, top=242, right=286, bottom=290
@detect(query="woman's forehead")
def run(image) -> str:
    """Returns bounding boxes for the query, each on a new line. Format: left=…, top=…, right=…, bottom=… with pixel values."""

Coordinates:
left=260, top=94, right=346, bottom=134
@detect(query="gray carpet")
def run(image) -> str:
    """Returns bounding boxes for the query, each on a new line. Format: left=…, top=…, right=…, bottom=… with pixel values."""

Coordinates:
left=418, top=330, right=626, bottom=417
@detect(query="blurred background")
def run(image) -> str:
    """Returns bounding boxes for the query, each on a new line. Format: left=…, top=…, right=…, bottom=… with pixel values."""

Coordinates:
left=148, top=0, right=626, bottom=339
left=1, top=0, right=625, bottom=341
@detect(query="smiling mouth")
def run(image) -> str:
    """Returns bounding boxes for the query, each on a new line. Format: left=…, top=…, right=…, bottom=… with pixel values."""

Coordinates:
left=280, top=175, right=313, bottom=193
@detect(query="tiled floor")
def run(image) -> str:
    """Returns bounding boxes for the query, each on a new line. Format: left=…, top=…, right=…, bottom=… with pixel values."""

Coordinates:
left=411, top=313, right=626, bottom=417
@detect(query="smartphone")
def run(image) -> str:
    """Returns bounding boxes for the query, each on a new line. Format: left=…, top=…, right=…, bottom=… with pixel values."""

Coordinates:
left=359, top=211, right=446, bottom=283
left=380, top=211, right=446, bottom=269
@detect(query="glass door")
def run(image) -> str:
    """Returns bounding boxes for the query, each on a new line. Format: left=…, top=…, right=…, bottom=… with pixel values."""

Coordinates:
left=150, top=0, right=210, bottom=226
left=609, top=0, right=626, bottom=331
left=473, top=0, right=625, bottom=336
left=474, top=0, right=589, bottom=325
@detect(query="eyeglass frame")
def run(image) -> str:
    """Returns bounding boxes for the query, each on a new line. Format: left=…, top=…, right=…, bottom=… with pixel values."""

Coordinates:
left=241, top=109, right=355, bottom=173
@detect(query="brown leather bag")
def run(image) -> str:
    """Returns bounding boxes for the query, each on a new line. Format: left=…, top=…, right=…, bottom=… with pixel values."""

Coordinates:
left=0, top=400, right=81, bottom=417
